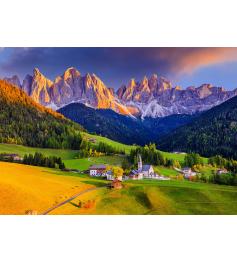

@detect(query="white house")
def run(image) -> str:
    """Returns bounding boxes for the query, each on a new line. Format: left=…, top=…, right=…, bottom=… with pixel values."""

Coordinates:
left=89, top=164, right=106, bottom=177
left=216, top=169, right=228, bottom=175
left=181, top=167, right=196, bottom=178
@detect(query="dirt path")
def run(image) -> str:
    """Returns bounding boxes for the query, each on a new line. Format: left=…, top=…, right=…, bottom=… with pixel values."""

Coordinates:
left=41, top=186, right=106, bottom=215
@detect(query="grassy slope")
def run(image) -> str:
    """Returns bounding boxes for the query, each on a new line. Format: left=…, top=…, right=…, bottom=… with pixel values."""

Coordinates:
left=1, top=161, right=237, bottom=215
left=0, top=142, right=210, bottom=176
left=0, top=143, right=78, bottom=160
left=82, top=132, right=136, bottom=154
left=64, top=156, right=124, bottom=171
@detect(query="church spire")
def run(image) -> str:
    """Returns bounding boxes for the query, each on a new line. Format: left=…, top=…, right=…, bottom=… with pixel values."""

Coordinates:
left=138, top=154, right=142, bottom=171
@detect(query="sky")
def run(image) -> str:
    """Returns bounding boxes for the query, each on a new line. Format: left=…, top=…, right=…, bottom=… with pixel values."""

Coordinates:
left=1, top=47, right=237, bottom=90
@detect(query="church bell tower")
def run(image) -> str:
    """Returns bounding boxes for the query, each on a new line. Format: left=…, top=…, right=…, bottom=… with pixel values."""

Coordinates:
left=138, top=154, right=142, bottom=171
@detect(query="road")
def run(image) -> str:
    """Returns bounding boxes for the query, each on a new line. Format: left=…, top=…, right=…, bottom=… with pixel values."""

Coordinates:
left=41, top=186, right=106, bottom=215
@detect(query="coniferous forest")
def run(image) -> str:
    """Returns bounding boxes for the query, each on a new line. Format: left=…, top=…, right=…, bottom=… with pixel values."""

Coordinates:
left=159, top=95, right=237, bottom=159
left=0, top=80, right=84, bottom=149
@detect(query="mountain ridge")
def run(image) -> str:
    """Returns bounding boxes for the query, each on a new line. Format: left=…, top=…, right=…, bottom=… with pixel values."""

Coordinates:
left=3, top=67, right=237, bottom=118
left=158, top=94, right=237, bottom=158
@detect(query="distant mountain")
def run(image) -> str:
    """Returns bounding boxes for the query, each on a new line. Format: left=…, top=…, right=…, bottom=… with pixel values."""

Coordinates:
left=58, top=102, right=195, bottom=145
left=5, top=68, right=137, bottom=116
left=158, top=95, right=237, bottom=159
left=4, top=67, right=237, bottom=118
left=117, top=75, right=237, bottom=118
left=0, top=80, right=84, bottom=149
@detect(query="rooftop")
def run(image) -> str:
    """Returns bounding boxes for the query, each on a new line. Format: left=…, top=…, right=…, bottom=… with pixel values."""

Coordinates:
left=89, top=164, right=106, bottom=170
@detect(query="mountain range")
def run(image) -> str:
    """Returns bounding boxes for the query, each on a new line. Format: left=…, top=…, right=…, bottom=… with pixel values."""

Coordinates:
left=4, top=67, right=237, bottom=118
left=58, top=103, right=196, bottom=145
left=158, top=94, right=237, bottom=159
left=3, top=68, right=237, bottom=159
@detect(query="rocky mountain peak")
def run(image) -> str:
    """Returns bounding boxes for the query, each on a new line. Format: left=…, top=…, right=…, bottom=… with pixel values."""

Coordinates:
left=63, top=67, right=81, bottom=80
left=3, top=67, right=237, bottom=118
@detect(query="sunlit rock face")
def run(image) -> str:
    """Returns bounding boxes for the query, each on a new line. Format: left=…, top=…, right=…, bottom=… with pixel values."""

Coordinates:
left=117, top=75, right=237, bottom=118
left=4, top=68, right=237, bottom=118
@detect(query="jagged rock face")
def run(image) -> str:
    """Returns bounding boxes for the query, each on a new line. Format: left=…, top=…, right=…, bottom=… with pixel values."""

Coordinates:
left=116, top=75, right=237, bottom=118
left=3, top=68, right=237, bottom=118
left=6, top=67, right=136, bottom=115
left=21, top=68, right=53, bottom=105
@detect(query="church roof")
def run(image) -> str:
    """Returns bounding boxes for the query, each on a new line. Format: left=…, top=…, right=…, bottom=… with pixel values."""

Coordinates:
left=142, top=165, right=152, bottom=171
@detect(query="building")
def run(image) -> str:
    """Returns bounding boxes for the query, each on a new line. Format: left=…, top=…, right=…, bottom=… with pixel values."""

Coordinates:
left=129, top=154, right=159, bottom=180
left=89, top=164, right=106, bottom=177
left=0, top=153, right=23, bottom=161
left=216, top=169, right=228, bottom=175
left=181, top=167, right=196, bottom=178
left=106, top=170, right=123, bottom=181
left=110, top=179, right=123, bottom=189
left=129, top=170, right=143, bottom=180
left=142, top=165, right=155, bottom=178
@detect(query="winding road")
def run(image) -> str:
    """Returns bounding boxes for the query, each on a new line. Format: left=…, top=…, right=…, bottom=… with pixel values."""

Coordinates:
left=41, top=186, right=106, bottom=215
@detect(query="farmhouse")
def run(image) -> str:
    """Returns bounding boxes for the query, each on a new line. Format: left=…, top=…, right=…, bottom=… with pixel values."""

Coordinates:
left=106, top=170, right=123, bottom=181
left=181, top=167, right=197, bottom=178
left=129, top=169, right=143, bottom=180
left=216, top=169, right=228, bottom=175
left=0, top=153, right=23, bottom=161
left=110, top=179, right=123, bottom=189
left=89, top=164, right=106, bottom=177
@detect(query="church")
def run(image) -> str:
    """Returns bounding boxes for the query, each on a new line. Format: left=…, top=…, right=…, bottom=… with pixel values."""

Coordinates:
left=129, top=155, right=155, bottom=179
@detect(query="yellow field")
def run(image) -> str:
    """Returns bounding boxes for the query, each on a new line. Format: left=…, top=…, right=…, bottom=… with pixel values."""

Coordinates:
left=0, top=162, right=99, bottom=215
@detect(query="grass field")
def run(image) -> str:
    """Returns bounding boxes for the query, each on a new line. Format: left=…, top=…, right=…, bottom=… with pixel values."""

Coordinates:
left=0, top=142, right=213, bottom=177
left=0, top=143, right=78, bottom=160
left=64, top=155, right=125, bottom=171
left=1, top=161, right=237, bottom=215
left=82, top=132, right=136, bottom=154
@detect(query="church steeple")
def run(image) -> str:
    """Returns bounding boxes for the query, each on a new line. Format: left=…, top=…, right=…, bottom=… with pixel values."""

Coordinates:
left=138, top=154, right=142, bottom=171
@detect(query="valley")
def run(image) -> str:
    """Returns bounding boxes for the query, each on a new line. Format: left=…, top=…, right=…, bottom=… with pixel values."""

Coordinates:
left=1, top=65, right=237, bottom=215
left=1, top=160, right=237, bottom=215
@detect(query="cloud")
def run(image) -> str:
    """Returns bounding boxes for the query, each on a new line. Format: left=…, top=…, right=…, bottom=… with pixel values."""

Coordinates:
left=153, top=47, right=237, bottom=75
left=1, top=47, right=237, bottom=88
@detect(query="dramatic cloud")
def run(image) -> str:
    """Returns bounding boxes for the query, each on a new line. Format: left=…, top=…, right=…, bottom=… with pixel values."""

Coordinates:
left=155, top=47, right=237, bottom=75
left=1, top=47, right=237, bottom=88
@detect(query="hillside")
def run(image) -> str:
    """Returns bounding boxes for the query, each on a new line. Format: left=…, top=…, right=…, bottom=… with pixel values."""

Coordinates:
left=0, top=80, right=84, bottom=149
left=159, top=95, right=237, bottom=159
left=1, top=161, right=237, bottom=215
left=58, top=103, right=155, bottom=145
left=58, top=103, right=195, bottom=145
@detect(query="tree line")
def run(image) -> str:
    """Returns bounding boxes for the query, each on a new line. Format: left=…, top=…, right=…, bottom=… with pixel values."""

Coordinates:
left=208, top=155, right=237, bottom=173
left=78, top=140, right=125, bottom=158
left=23, top=152, right=65, bottom=169
left=128, top=143, right=181, bottom=168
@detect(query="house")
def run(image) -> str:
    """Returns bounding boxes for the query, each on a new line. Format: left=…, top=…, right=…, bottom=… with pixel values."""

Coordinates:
left=89, top=164, right=106, bottom=177
left=0, top=153, right=23, bottom=161
left=110, top=179, right=123, bottom=189
left=181, top=167, right=196, bottom=178
left=106, top=170, right=114, bottom=180
left=129, top=169, right=143, bottom=180
left=216, top=169, right=228, bottom=175
left=106, top=170, right=123, bottom=181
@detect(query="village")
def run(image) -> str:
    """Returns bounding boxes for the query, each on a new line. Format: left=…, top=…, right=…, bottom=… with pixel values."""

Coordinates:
left=88, top=154, right=230, bottom=188
left=0, top=152, right=231, bottom=190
